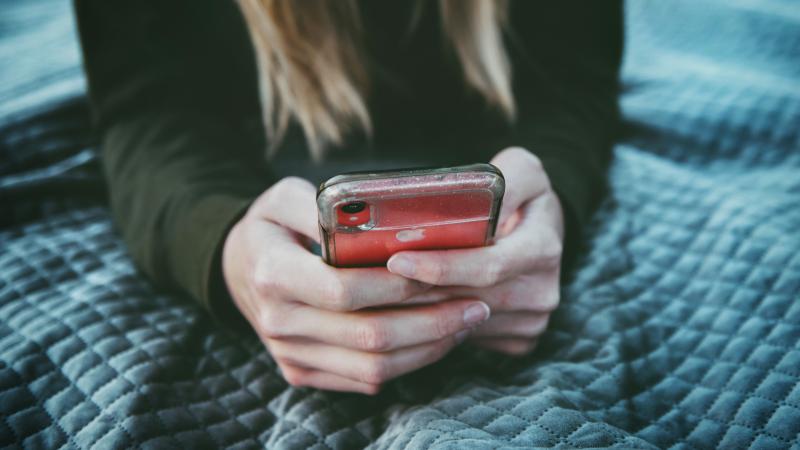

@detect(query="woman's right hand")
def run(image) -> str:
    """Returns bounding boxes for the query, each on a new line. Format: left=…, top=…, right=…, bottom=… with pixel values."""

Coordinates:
left=221, top=177, right=491, bottom=394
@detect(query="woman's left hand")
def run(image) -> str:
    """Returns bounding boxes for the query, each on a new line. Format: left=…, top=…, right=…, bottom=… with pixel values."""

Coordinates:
left=387, top=147, right=565, bottom=355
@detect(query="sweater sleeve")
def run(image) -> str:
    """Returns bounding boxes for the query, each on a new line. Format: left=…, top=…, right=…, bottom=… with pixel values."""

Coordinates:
left=75, top=0, right=273, bottom=317
left=506, top=0, right=623, bottom=267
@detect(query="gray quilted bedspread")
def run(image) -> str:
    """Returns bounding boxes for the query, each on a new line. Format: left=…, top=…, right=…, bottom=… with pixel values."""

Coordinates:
left=2, top=0, right=799, bottom=448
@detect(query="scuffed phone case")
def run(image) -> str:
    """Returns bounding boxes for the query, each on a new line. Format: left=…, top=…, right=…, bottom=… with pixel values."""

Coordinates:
left=317, top=163, right=505, bottom=267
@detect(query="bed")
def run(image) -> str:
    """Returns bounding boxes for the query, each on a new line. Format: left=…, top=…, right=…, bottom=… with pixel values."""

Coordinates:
left=2, top=0, right=799, bottom=448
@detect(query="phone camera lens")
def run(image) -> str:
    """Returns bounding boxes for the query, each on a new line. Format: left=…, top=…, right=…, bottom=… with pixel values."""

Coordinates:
left=341, top=202, right=366, bottom=214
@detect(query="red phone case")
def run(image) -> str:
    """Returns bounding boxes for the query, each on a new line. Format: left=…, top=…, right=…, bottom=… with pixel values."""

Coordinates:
left=317, top=163, right=505, bottom=267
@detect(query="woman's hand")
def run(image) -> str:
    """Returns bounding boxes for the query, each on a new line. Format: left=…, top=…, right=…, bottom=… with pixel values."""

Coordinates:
left=387, top=147, right=565, bottom=355
left=222, top=177, right=491, bottom=394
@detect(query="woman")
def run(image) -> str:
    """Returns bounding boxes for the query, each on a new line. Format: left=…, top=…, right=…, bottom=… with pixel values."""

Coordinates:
left=76, top=0, right=622, bottom=394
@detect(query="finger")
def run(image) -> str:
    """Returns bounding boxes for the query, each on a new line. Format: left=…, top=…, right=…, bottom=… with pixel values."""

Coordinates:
left=267, top=300, right=490, bottom=351
left=470, top=337, right=539, bottom=356
left=490, top=147, right=550, bottom=227
left=256, top=177, right=320, bottom=243
left=409, top=272, right=561, bottom=313
left=269, top=334, right=466, bottom=385
left=387, top=196, right=564, bottom=287
left=279, top=363, right=380, bottom=395
left=387, top=229, right=547, bottom=287
left=485, top=273, right=560, bottom=313
left=469, top=312, right=549, bottom=339
left=387, top=245, right=503, bottom=287
left=256, top=242, right=431, bottom=311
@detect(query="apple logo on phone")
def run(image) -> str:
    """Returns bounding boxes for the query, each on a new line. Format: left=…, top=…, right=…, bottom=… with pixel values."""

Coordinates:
left=396, top=229, right=425, bottom=242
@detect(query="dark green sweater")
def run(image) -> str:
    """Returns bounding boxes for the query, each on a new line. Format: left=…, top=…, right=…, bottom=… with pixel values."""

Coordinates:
left=75, top=0, right=622, bottom=319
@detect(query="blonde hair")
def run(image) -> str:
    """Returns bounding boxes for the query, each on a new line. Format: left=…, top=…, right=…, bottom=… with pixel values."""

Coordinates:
left=238, top=0, right=514, bottom=160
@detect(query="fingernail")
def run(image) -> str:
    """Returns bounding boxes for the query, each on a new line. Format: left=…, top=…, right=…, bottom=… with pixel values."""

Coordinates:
left=454, top=330, right=469, bottom=343
left=388, top=256, right=415, bottom=277
left=463, top=302, right=490, bottom=326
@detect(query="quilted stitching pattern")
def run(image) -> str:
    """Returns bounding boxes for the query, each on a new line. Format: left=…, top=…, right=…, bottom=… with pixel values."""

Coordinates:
left=2, top=0, right=799, bottom=448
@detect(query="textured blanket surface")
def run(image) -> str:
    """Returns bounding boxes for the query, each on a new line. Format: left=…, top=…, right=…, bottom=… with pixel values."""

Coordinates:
left=1, top=0, right=799, bottom=448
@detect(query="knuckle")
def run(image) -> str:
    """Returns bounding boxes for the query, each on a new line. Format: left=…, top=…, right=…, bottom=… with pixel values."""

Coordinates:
left=258, top=307, right=287, bottom=339
left=281, top=176, right=304, bottom=187
left=323, top=277, right=353, bottom=311
left=477, top=260, right=504, bottom=287
left=539, top=289, right=561, bottom=312
left=433, top=310, right=458, bottom=340
left=264, top=180, right=288, bottom=206
left=503, top=147, right=543, bottom=170
left=428, top=261, right=447, bottom=286
left=263, top=177, right=311, bottom=211
left=253, top=267, right=281, bottom=297
left=354, top=319, right=391, bottom=352
left=361, top=356, right=390, bottom=385
left=533, top=233, right=563, bottom=267
left=273, top=176, right=304, bottom=195
left=496, top=287, right=515, bottom=309
left=288, top=176, right=313, bottom=189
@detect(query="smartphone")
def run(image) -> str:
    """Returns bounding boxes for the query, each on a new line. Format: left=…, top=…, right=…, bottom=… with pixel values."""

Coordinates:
left=317, top=163, right=505, bottom=267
